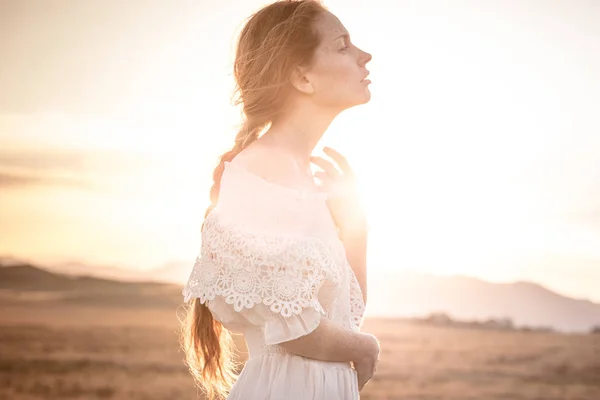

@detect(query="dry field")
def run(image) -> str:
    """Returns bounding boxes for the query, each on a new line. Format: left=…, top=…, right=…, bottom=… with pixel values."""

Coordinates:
left=0, top=303, right=599, bottom=400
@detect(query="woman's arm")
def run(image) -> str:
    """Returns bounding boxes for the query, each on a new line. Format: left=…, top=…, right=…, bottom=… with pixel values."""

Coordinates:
left=279, top=317, right=379, bottom=391
left=310, top=148, right=369, bottom=304
left=279, top=317, right=378, bottom=363
left=340, top=224, right=368, bottom=304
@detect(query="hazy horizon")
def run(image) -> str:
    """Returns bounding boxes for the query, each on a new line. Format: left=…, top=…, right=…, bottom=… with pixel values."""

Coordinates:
left=1, top=0, right=599, bottom=303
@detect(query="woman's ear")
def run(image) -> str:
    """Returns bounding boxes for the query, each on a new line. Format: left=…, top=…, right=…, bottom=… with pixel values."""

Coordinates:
left=290, top=65, right=315, bottom=95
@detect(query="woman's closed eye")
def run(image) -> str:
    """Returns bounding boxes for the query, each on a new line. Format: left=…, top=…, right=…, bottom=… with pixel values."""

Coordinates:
left=339, top=36, right=350, bottom=52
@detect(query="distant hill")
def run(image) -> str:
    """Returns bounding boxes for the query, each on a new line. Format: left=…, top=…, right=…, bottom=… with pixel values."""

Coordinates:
left=0, top=255, right=153, bottom=282
left=0, top=262, right=182, bottom=308
left=148, top=260, right=192, bottom=284
left=0, top=256, right=193, bottom=284
left=367, top=270, right=600, bottom=333
left=2, top=257, right=599, bottom=332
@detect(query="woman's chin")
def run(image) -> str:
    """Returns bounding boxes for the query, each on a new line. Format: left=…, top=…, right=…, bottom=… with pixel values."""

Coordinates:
left=337, top=90, right=372, bottom=110
left=359, top=89, right=372, bottom=104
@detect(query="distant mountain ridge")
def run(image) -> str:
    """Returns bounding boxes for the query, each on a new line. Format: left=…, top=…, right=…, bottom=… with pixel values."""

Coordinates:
left=367, top=270, right=600, bottom=333
left=1, top=256, right=599, bottom=332
left=0, top=260, right=182, bottom=308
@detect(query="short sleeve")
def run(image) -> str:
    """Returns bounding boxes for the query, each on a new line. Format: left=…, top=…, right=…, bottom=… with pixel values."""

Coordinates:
left=182, top=162, right=341, bottom=345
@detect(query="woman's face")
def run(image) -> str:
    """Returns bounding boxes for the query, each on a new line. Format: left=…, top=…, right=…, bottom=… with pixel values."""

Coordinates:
left=305, top=11, right=372, bottom=111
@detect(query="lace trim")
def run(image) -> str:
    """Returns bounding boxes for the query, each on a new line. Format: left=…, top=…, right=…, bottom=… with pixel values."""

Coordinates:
left=347, top=263, right=366, bottom=330
left=182, top=210, right=342, bottom=318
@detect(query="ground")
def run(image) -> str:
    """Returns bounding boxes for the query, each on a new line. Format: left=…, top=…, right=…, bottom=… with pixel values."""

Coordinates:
left=0, top=303, right=599, bottom=400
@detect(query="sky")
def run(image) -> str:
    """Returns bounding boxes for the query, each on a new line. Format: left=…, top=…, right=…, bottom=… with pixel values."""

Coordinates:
left=1, top=0, right=599, bottom=302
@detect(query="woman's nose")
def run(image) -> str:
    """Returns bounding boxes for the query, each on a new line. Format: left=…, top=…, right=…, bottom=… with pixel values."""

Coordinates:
left=359, top=50, right=372, bottom=66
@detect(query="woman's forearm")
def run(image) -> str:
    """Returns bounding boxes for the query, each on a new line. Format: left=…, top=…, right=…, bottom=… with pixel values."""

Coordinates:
left=279, top=317, right=375, bottom=363
left=340, top=226, right=368, bottom=304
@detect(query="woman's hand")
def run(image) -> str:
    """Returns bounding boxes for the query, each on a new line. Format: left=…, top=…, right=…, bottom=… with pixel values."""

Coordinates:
left=353, top=333, right=380, bottom=391
left=310, top=147, right=367, bottom=236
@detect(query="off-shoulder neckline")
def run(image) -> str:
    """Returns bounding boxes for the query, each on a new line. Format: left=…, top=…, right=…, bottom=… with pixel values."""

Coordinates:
left=224, top=161, right=328, bottom=201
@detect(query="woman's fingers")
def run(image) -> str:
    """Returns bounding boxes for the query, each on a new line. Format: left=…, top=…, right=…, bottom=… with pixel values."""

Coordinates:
left=356, top=370, right=364, bottom=391
left=310, top=156, right=341, bottom=179
left=313, top=171, right=331, bottom=191
left=357, top=372, right=371, bottom=392
left=355, top=361, right=375, bottom=392
left=323, top=147, right=353, bottom=175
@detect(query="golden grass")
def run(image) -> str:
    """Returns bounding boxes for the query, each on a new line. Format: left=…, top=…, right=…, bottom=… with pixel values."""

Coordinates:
left=0, top=304, right=599, bottom=400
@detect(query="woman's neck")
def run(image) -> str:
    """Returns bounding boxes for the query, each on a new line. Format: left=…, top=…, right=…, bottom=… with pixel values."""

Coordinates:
left=260, top=101, right=340, bottom=166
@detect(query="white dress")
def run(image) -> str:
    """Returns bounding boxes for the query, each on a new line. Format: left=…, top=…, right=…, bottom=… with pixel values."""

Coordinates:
left=183, top=160, right=366, bottom=400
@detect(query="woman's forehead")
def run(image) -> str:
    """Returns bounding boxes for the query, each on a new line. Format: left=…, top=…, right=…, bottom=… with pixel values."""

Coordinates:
left=314, top=11, right=348, bottom=43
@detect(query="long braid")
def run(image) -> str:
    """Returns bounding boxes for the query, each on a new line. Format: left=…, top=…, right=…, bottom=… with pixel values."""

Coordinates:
left=183, top=117, right=266, bottom=400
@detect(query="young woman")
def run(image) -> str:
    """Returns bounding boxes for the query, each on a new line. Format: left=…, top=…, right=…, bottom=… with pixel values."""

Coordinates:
left=181, top=1, right=379, bottom=399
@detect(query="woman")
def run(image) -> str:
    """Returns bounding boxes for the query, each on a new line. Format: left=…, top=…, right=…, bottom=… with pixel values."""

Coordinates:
left=181, top=1, right=379, bottom=399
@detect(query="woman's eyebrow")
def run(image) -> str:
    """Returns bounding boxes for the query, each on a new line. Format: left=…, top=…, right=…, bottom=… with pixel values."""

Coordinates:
left=333, top=33, right=350, bottom=41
